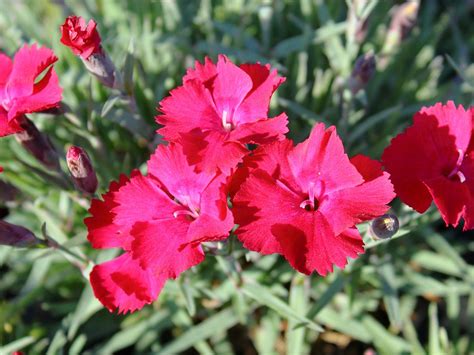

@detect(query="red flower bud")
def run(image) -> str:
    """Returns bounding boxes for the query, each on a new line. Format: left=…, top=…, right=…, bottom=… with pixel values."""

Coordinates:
left=66, top=146, right=98, bottom=194
left=60, top=15, right=101, bottom=59
left=15, top=117, right=60, bottom=171
left=0, top=220, right=40, bottom=247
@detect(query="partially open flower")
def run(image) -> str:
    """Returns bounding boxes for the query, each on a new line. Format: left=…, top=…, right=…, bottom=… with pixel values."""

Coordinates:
left=60, top=16, right=101, bottom=60
left=0, top=220, right=41, bottom=247
left=67, top=146, right=98, bottom=195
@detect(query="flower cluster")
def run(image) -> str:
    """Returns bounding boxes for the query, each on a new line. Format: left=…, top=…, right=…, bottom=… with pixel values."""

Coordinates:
left=2, top=14, right=473, bottom=315
left=86, top=55, right=395, bottom=313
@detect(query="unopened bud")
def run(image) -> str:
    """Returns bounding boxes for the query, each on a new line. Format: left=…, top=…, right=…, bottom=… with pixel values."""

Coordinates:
left=0, top=220, right=41, bottom=247
left=370, top=214, right=399, bottom=240
left=348, top=52, right=376, bottom=94
left=66, top=146, right=98, bottom=194
left=15, top=117, right=60, bottom=171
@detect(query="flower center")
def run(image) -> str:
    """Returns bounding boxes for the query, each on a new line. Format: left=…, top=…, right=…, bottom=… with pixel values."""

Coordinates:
left=173, top=195, right=200, bottom=220
left=447, top=148, right=466, bottom=183
left=221, top=110, right=234, bottom=131
left=300, top=182, right=320, bottom=211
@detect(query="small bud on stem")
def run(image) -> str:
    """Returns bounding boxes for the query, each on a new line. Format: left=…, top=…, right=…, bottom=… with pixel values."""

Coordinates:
left=15, top=116, right=60, bottom=171
left=66, top=146, right=98, bottom=194
left=0, top=220, right=41, bottom=247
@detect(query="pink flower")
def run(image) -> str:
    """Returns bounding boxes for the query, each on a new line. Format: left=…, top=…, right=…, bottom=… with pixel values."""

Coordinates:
left=0, top=44, right=62, bottom=137
left=86, top=144, right=234, bottom=313
left=232, top=123, right=395, bottom=276
left=383, top=101, right=474, bottom=230
left=60, top=16, right=101, bottom=59
left=157, top=55, right=288, bottom=174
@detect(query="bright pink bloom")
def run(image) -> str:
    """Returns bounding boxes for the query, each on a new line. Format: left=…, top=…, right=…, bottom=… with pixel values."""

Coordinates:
left=60, top=16, right=101, bottom=59
left=0, top=44, right=62, bottom=137
left=232, top=123, right=395, bottom=276
left=157, top=55, right=288, bottom=174
left=383, top=101, right=474, bottom=230
left=86, top=144, right=234, bottom=313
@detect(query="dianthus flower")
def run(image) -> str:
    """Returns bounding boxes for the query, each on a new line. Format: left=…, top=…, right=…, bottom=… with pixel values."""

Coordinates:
left=232, top=123, right=395, bottom=275
left=60, top=16, right=101, bottom=59
left=0, top=45, right=62, bottom=137
left=157, top=55, right=288, bottom=174
left=383, top=101, right=474, bottom=230
left=86, top=144, right=234, bottom=313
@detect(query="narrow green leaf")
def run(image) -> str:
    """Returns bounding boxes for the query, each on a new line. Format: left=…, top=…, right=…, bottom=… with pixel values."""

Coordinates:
left=307, top=273, right=345, bottom=319
left=286, top=275, right=308, bottom=355
left=0, top=336, right=36, bottom=354
left=429, top=303, right=441, bottom=355
left=242, top=282, right=323, bottom=332
left=157, top=308, right=239, bottom=355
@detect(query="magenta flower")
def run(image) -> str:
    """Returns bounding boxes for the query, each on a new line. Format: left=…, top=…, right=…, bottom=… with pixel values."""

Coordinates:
left=60, top=16, right=101, bottom=60
left=232, top=123, right=395, bottom=275
left=86, top=144, right=234, bottom=313
left=383, top=102, right=474, bottom=230
left=0, top=44, right=62, bottom=137
left=157, top=55, right=288, bottom=174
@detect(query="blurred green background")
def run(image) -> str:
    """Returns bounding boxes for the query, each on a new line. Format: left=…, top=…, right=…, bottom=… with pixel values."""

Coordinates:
left=0, top=0, right=473, bottom=354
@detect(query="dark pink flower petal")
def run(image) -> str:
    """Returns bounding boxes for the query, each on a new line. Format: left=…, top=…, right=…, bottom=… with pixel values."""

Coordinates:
left=234, top=169, right=302, bottom=255
left=211, top=55, right=253, bottom=126
left=0, top=109, right=22, bottom=137
left=320, top=172, right=394, bottom=236
left=130, top=220, right=205, bottom=279
left=112, top=172, right=178, bottom=228
left=0, top=53, right=12, bottom=87
left=90, top=254, right=166, bottom=314
left=60, top=16, right=102, bottom=59
left=274, top=215, right=363, bottom=276
left=350, top=154, right=384, bottom=182
left=7, top=44, right=58, bottom=100
left=183, top=57, right=217, bottom=86
left=229, top=113, right=289, bottom=145
left=383, top=101, right=471, bottom=213
left=424, top=176, right=468, bottom=228
left=147, top=144, right=215, bottom=207
left=85, top=174, right=131, bottom=249
left=178, top=130, right=248, bottom=175
left=157, top=79, right=221, bottom=140
left=288, top=123, right=363, bottom=194
left=236, top=63, right=285, bottom=124
left=8, top=67, right=62, bottom=120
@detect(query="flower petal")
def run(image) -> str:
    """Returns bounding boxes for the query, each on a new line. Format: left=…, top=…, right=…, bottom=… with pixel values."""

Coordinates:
left=85, top=174, right=131, bottom=249
left=90, top=253, right=165, bottom=314
left=157, top=79, right=222, bottom=140
left=383, top=102, right=469, bottom=213
left=229, top=113, right=289, bottom=145
left=320, top=172, right=395, bottom=236
left=288, top=123, right=364, bottom=194
left=130, top=220, right=205, bottom=278
left=212, top=55, right=253, bottom=121
left=7, top=44, right=58, bottom=99
left=235, top=63, right=285, bottom=124
left=234, top=169, right=303, bottom=255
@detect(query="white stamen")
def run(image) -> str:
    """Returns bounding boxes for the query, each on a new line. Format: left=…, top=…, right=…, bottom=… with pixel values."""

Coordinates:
left=222, top=110, right=232, bottom=131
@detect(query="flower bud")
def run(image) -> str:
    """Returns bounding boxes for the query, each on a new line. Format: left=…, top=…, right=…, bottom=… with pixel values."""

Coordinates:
left=60, top=15, right=118, bottom=88
left=66, top=146, right=98, bottom=194
left=382, top=1, right=419, bottom=56
left=348, top=52, right=376, bottom=94
left=0, top=220, right=40, bottom=247
left=370, top=214, right=399, bottom=239
left=0, top=180, right=19, bottom=203
left=15, top=117, right=60, bottom=171
left=60, top=16, right=101, bottom=60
